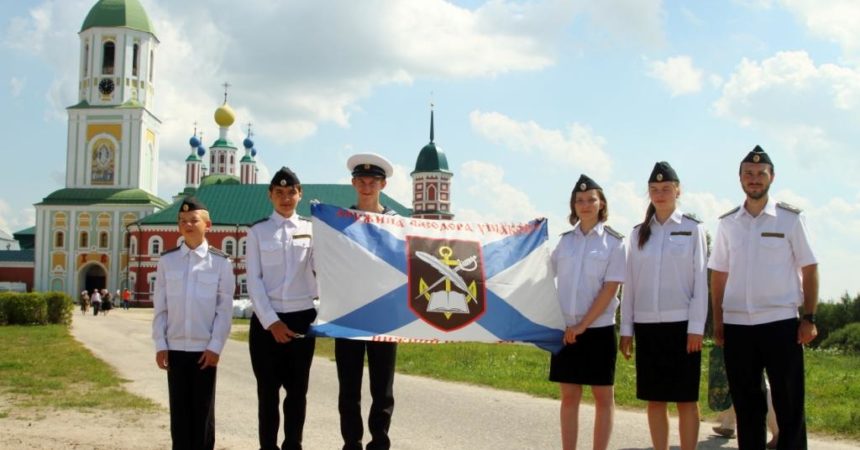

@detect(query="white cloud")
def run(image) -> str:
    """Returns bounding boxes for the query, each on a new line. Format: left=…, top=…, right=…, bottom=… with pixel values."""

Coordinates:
left=579, top=0, right=666, bottom=48
left=0, top=198, right=35, bottom=235
left=469, top=110, right=612, bottom=178
left=382, top=163, right=413, bottom=207
left=456, top=160, right=543, bottom=223
left=647, top=55, right=704, bottom=97
left=779, top=0, right=860, bottom=55
left=714, top=51, right=860, bottom=179
left=9, top=77, right=25, bottom=97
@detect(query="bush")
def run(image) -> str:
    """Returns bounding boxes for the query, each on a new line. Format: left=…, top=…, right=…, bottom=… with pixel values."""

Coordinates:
left=821, top=322, right=860, bottom=354
left=814, top=293, right=860, bottom=348
left=44, top=292, right=74, bottom=325
left=0, top=293, right=48, bottom=325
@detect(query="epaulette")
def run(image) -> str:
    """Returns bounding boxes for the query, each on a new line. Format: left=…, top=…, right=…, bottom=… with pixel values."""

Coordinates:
left=683, top=213, right=703, bottom=224
left=160, top=247, right=181, bottom=256
left=560, top=229, right=574, bottom=236
left=208, top=247, right=228, bottom=258
left=777, top=202, right=802, bottom=214
left=299, top=216, right=311, bottom=222
left=632, top=223, right=642, bottom=229
left=604, top=225, right=624, bottom=240
left=250, top=217, right=269, bottom=226
left=719, top=206, right=740, bottom=219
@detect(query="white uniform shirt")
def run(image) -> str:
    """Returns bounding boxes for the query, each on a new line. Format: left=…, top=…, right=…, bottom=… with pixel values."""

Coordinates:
left=152, top=241, right=235, bottom=354
left=708, top=198, right=817, bottom=325
left=621, top=209, right=708, bottom=336
left=246, top=211, right=317, bottom=329
left=551, top=221, right=626, bottom=328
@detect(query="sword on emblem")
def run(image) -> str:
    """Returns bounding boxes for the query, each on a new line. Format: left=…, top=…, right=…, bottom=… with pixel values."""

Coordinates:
left=413, top=252, right=478, bottom=301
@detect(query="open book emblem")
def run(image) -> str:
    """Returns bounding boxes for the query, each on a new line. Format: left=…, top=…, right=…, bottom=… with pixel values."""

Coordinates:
left=406, top=237, right=486, bottom=331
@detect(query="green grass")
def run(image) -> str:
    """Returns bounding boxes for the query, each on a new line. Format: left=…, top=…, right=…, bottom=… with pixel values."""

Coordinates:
left=0, top=325, right=158, bottom=411
left=231, top=332, right=860, bottom=439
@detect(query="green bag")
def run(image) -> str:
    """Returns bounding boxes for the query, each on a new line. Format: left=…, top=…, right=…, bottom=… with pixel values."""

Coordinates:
left=708, top=346, right=732, bottom=411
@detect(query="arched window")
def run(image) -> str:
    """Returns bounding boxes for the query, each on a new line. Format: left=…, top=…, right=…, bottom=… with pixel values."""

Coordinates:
left=427, top=185, right=437, bottom=201
left=99, top=231, right=109, bottom=248
left=102, top=41, right=115, bottom=74
left=230, top=155, right=234, bottom=165
left=223, top=238, right=236, bottom=256
left=148, top=236, right=163, bottom=255
left=84, top=43, right=90, bottom=77
left=219, top=154, right=225, bottom=164
left=149, top=50, right=154, bottom=81
left=132, top=43, right=140, bottom=76
left=54, top=231, right=65, bottom=248
left=79, top=231, right=89, bottom=248
left=238, top=276, right=248, bottom=296
left=210, top=154, right=215, bottom=165
left=148, top=273, right=157, bottom=293
left=239, top=237, right=247, bottom=257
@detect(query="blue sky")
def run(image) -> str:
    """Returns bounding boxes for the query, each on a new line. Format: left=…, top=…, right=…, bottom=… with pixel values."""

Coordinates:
left=2, top=0, right=859, bottom=300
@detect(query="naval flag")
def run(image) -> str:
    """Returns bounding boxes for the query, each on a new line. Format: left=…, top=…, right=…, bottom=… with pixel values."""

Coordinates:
left=311, top=203, right=564, bottom=353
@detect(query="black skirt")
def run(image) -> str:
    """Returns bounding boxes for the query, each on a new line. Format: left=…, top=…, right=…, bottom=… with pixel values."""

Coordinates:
left=549, top=325, right=617, bottom=386
left=634, top=321, right=701, bottom=402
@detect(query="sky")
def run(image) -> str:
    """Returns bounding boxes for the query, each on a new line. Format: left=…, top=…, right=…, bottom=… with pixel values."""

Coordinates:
left=1, top=0, right=859, bottom=301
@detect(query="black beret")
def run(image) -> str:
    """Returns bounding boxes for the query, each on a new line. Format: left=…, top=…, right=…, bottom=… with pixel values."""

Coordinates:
left=742, top=145, right=773, bottom=167
left=270, top=166, right=300, bottom=187
left=649, top=161, right=679, bottom=183
left=573, top=174, right=601, bottom=193
left=179, top=196, right=207, bottom=213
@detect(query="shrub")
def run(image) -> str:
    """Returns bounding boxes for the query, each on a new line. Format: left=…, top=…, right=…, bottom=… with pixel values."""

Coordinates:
left=821, top=322, right=860, bottom=354
left=0, top=292, right=48, bottom=325
left=44, top=292, right=74, bottom=325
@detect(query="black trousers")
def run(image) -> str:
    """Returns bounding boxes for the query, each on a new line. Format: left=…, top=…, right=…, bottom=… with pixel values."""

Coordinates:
left=724, top=318, right=806, bottom=450
left=166, top=350, right=216, bottom=450
left=335, top=338, right=397, bottom=450
left=249, top=310, right=317, bottom=450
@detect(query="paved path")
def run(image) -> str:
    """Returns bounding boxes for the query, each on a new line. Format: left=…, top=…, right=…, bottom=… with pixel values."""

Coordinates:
left=72, top=309, right=857, bottom=449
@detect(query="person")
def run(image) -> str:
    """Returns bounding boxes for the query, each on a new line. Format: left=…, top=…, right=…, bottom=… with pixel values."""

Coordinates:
left=91, top=289, right=102, bottom=316
left=336, top=153, right=399, bottom=450
left=620, top=162, right=707, bottom=450
left=550, top=174, right=626, bottom=450
left=152, top=196, right=234, bottom=450
left=709, top=145, right=818, bottom=450
left=80, top=290, right=90, bottom=315
left=122, top=288, right=131, bottom=310
left=101, top=289, right=112, bottom=316
left=246, top=167, right=318, bottom=450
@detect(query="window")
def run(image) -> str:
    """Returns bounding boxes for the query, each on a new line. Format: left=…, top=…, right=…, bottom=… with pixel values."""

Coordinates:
left=148, top=236, right=163, bottom=255
left=79, top=231, right=89, bottom=248
left=130, top=236, right=137, bottom=255
left=219, top=154, right=225, bottom=164
left=53, top=212, right=67, bottom=227
left=99, top=231, right=109, bottom=248
left=123, top=232, right=129, bottom=249
left=223, top=238, right=236, bottom=256
left=149, top=50, right=154, bottom=81
left=148, top=273, right=157, bottom=293
left=427, top=185, right=437, bottom=201
left=84, top=44, right=89, bottom=77
left=239, top=238, right=247, bottom=257
left=102, top=41, right=115, bottom=75
left=54, top=231, right=64, bottom=248
left=132, top=43, right=140, bottom=76
left=239, top=277, right=248, bottom=296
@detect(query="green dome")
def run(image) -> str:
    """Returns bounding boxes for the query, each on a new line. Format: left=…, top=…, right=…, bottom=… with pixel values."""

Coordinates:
left=199, top=174, right=240, bottom=187
left=81, top=0, right=155, bottom=35
left=412, top=142, right=451, bottom=174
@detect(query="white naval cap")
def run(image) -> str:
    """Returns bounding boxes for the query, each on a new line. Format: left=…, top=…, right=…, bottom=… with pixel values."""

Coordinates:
left=347, top=152, right=394, bottom=178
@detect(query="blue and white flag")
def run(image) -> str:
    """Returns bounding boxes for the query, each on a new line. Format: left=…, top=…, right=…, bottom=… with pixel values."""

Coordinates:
left=311, top=203, right=564, bottom=353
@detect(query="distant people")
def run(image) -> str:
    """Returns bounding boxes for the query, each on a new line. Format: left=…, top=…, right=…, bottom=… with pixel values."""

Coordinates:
left=550, top=174, right=626, bottom=450
left=336, top=153, right=400, bottom=450
left=80, top=290, right=90, bottom=315
left=122, top=288, right=131, bottom=310
left=152, top=196, right=234, bottom=450
left=709, top=146, right=818, bottom=449
left=101, top=289, right=112, bottom=316
left=91, top=289, right=102, bottom=316
left=620, top=162, right=707, bottom=450
left=246, top=167, right=318, bottom=450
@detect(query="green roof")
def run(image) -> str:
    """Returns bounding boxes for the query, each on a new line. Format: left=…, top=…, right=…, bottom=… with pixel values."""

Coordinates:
left=185, top=153, right=201, bottom=162
left=81, top=0, right=155, bottom=35
left=139, top=183, right=411, bottom=225
left=38, top=188, right=168, bottom=208
left=199, top=175, right=240, bottom=187
left=0, top=250, right=35, bottom=263
left=412, top=142, right=451, bottom=174
left=13, top=226, right=35, bottom=237
left=211, top=138, right=235, bottom=148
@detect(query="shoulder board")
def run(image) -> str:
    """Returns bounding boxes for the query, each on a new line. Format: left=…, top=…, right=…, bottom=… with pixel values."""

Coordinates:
left=250, top=217, right=269, bottom=226
left=560, top=230, right=573, bottom=236
left=719, top=206, right=740, bottom=219
left=208, top=248, right=228, bottom=258
left=604, top=225, right=624, bottom=240
left=683, top=213, right=703, bottom=224
left=632, top=223, right=642, bottom=229
left=299, top=216, right=311, bottom=222
left=777, top=202, right=802, bottom=214
left=160, top=246, right=181, bottom=256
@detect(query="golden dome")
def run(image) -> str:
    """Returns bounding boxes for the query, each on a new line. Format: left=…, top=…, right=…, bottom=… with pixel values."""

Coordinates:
left=214, top=103, right=236, bottom=127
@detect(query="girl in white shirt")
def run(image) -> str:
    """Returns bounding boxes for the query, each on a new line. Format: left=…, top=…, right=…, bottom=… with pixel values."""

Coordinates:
left=620, top=162, right=708, bottom=450
left=550, top=174, right=626, bottom=450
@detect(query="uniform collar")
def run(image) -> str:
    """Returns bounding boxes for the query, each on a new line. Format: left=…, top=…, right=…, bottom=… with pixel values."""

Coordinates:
left=182, top=240, right=209, bottom=258
left=738, top=197, right=777, bottom=219
left=649, top=208, right=683, bottom=226
left=270, top=211, right=301, bottom=228
left=573, top=220, right=604, bottom=237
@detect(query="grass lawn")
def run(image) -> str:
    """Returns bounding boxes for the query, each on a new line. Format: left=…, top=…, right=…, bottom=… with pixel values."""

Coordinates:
left=0, top=325, right=158, bottom=411
left=231, top=330, right=860, bottom=439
